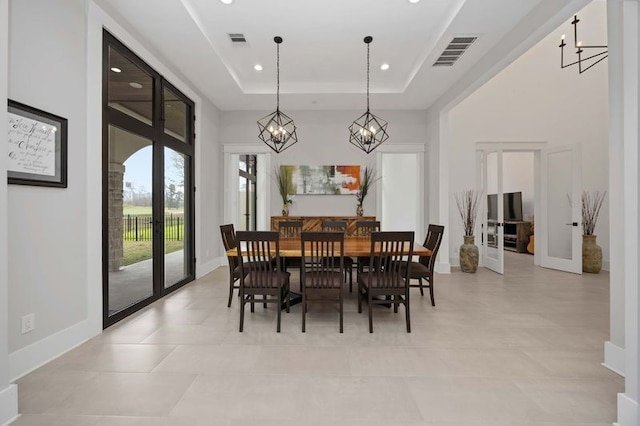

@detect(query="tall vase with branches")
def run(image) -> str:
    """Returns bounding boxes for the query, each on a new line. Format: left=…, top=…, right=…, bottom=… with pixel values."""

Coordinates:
left=582, top=190, right=606, bottom=273
left=274, top=166, right=295, bottom=216
left=455, top=190, right=482, bottom=273
left=355, top=165, right=379, bottom=216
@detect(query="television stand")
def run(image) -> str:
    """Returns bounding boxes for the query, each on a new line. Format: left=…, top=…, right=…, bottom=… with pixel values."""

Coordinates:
left=487, top=220, right=532, bottom=253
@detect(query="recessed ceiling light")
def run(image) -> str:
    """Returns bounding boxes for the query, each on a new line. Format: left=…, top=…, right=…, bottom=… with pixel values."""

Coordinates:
left=254, top=64, right=263, bottom=71
left=380, top=63, right=390, bottom=71
left=220, top=0, right=233, bottom=4
left=129, top=82, right=143, bottom=89
left=409, top=0, right=420, bottom=3
left=110, top=67, right=122, bottom=73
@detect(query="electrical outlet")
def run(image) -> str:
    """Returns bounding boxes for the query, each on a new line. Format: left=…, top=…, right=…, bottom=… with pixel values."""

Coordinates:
left=21, top=313, right=35, bottom=334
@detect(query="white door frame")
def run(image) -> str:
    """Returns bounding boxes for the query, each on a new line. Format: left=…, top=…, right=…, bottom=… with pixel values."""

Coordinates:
left=223, top=145, right=272, bottom=231
left=476, top=142, right=547, bottom=269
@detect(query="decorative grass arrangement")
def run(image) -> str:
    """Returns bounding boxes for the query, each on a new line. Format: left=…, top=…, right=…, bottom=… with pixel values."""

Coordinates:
left=582, top=190, right=606, bottom=236
left=455, top=190, right=482, bottom=237
left=274, top=166, right=295, bottom=207
left=356, top=165, right=379, bottom=207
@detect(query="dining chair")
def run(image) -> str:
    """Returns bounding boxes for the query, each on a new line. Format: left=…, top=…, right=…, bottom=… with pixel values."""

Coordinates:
left=220, top=224, right=241, bottom=308
left=357, top=231, right=414, bottom=333
left=407, top=224, right=445, bottom=306
left=354, top=220, right=381, bottom=276
left=301, top=231, right=345, bottom=333
left=236, top=231, right=290, bottom=332
left=278, top=221, right=303, bottom=274
left=321, top=220, right=354, bottom=291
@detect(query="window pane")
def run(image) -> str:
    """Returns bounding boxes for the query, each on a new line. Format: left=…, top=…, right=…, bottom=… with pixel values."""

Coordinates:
left=108, top=47, right=153, bottom=125
left=165, top=147, right=190, bottom=287
left=164, top=88, right=188, bottom=142
left=108, top=125, right=154, bottom=315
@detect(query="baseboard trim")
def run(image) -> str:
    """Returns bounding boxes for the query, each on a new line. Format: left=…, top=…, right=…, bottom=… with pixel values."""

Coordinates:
left=614, top=393, right=639, bottom=426
left=603, top=341, right=625, bottom=376
left=8, top=319, right=94, bottom=382
left=435, top=261, right=451, bottom=274
left=0, top=384, right=18, bottom=426
left=196, top=257, right=222, bottom=279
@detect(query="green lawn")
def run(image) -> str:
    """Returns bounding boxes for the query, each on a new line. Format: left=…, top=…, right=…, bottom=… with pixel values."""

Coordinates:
left=123, top=240, right=184, bottom=266
left=123, top=205, right=184, bottom=216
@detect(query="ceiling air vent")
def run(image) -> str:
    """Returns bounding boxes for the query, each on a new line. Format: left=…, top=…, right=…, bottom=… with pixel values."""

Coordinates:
left=228, top=33, right=247, bottom=43
left=433, top=36, right=477, bottom=67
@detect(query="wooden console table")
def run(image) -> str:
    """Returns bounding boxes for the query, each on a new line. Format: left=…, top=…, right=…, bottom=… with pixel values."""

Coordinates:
left=270, top=216, right=376, bottom=236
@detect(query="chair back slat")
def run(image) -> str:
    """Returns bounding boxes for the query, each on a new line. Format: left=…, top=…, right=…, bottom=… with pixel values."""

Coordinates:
left=279, top=220, right=303, bottom=239
left=220, top=224, right=240, bottom=270
left=236, top=231, right=280, bottom=289
left=420, top=224, right=445, bottom=269
left=354, top=221, right=380, bottom=238
left=368, top=231, right=414, bottom=288
left=322, top=220, right=348, bottom=233
left=301, top=232, right=344, bottom=290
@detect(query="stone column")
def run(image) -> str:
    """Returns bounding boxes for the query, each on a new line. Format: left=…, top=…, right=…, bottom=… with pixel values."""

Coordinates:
left=108, top=162, right=125, bottom=271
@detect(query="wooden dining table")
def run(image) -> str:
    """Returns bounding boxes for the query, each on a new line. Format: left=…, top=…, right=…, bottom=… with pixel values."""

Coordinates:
left=227, top=236, right=432, bottom=258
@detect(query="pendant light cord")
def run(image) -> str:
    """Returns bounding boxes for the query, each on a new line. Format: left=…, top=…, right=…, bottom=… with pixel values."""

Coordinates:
left=366, top=41, right=370, bottom=112
left=276, top=41, right=280, bottom=111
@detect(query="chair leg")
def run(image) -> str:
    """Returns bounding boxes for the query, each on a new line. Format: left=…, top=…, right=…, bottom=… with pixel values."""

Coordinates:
left=405, top=292, right=411, bottom=333
left=394, top=295, right=399, bottom=313
left=276, top=293, right=282, bottom=333
left=263, top=295, right=267, bottom=309
left=368, top=292, right=374, bottom=333
left=348, top=266, right=353, bottom=293
left=227, top=277, right=235, bottom=307
left=357, top=282, right=363, bottom=313
left=428, top=280, right=435, bottom=306
left=339, top=290, right=344, bottom=334
left=418, top=278, right=424, bottom=296
left=286, top=283, right=291, bottom=313
left=302, top=289, right=306, bottom=333
left=239, top=295, right=245, bottom=332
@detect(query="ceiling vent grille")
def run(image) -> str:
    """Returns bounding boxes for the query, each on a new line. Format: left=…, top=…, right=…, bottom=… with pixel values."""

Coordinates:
left=228, top=33, right=247, bottom=43
left=433, top=36, right=477, bottom=67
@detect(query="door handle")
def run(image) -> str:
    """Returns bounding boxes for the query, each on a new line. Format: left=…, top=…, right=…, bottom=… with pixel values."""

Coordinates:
left=565, top=222, right=579, bottom=226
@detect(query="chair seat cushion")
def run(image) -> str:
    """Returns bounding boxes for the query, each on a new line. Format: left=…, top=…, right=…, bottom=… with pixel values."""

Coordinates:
left=406, top=261, right=429, bottom=278
left=358, top=274, right=407, bottom=289
left=243, top=270, right=290, bottom=288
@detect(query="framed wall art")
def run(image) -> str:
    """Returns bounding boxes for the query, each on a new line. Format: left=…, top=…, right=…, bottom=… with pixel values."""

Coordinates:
left=280, top=165, right=360, bottom=195
left=7, top=100, right=68, bottom=187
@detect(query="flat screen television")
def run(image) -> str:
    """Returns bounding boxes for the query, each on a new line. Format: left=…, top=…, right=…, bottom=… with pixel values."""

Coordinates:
left=487, top=192, right=523, bottom=221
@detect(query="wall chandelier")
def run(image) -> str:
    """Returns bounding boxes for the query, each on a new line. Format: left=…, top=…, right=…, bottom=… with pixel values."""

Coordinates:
left=257, top=36, right=298, bottom=153
left=349, top=36, right=389, bottom=154
left=559, top=14, right=608, bottom=74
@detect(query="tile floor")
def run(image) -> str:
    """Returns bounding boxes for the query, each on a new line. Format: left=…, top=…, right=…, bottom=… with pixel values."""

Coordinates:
left=13, top=252, right=623, bottom=425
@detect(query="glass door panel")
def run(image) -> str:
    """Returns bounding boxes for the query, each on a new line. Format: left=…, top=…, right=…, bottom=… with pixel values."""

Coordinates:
left=164, top=147, right=189, bottom=287
left=541, top=146, right=581, bottom=273
left=163, top=87, right=187, bottom=142
left=108, top=125, right=154, bottom=315
left=482, top=150, right=504, bottom=274
left=108, top=47, right=153, bottom=125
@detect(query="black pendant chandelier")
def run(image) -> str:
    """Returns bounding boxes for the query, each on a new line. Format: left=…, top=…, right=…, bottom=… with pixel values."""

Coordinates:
left=559, top=15, right=608, bottom=74
left=257, top=36, right=298, bottom=153
left=349, top=36, right=388, bottom=154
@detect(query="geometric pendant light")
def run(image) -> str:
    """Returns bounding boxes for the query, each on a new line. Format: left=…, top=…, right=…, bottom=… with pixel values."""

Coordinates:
left=257, top=36, right=298, bottom=153
left=559, top=15, right=608, bottom=74
left=349, top=36, right=389, bottom=154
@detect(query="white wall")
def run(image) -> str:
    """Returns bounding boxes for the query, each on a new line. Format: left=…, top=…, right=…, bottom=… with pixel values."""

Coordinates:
left=6, top=0, right=222, bottom=381
left=448, top=1, right=609, bottom=266
left=220, top=109, right=428, bottom=219
left=8, top=0, right=89, bottom=353
left=0, top=0, right=18, bottom=421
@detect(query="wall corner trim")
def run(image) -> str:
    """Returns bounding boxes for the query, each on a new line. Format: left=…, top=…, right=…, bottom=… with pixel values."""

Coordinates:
left=603, top=340, right=625, bottom=377
left=8, top=319, right=95, bottom=382
left=0, top=384, right=18, bottom=426
left=615, top=392, right=639, bottom=426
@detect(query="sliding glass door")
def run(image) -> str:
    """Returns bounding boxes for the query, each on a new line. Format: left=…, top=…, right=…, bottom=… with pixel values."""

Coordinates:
left=103, top=31, right=195, bottom=327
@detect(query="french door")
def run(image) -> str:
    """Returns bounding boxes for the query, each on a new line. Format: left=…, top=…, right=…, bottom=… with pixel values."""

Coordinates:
left=102, top=31, right=195, bottom=327
left=478, top=148, right=504, bottom=274
left=540, top=145, right=582, bottom=273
